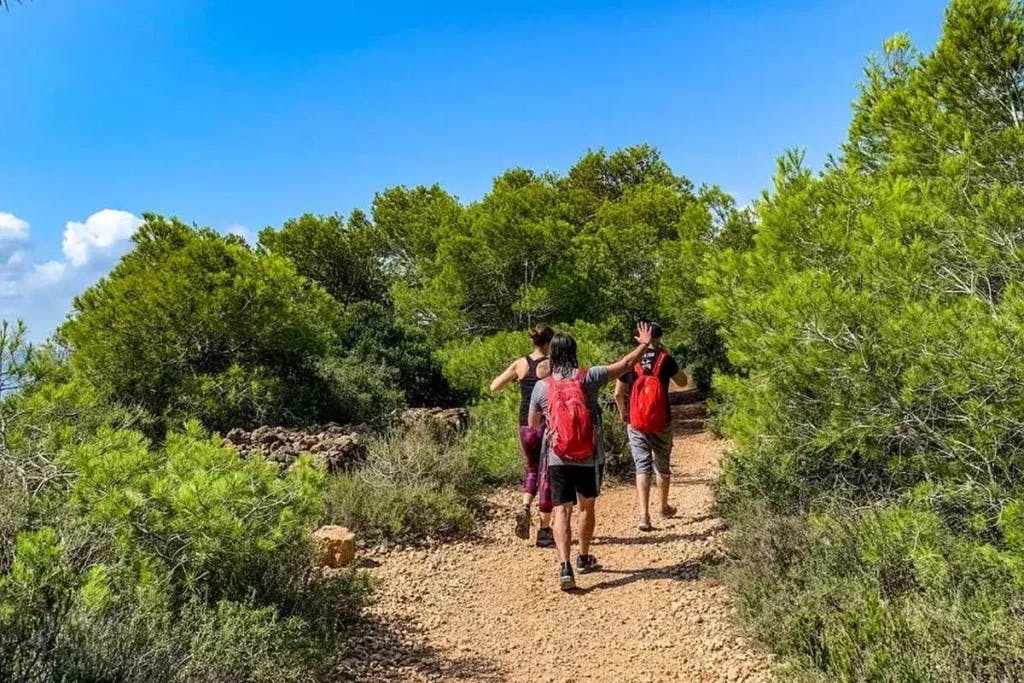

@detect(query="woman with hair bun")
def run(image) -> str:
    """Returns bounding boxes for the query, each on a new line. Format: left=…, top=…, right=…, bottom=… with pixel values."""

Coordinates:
left=489, top=325, right=555, bottom=546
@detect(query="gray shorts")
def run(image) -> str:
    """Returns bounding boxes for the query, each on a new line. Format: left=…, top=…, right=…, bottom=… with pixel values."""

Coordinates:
left=627, top=426, right=672, bottom=476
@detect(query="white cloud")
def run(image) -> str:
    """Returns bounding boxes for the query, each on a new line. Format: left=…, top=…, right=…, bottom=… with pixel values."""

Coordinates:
left=225, top=224, right=255, bottom=244
left=0, top=212, right=29, bottom=243
left=1, top=209, right=143, bottom=339
left=28, top=260, right=69, bottom=288
left=62, top=209, right=143, bottom=267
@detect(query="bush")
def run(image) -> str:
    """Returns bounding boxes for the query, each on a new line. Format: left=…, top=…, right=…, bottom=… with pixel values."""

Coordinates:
left=702, top=3, right=1024, bottom=678
left=324, top=424, right=478, bottom=544
left=0, top=410, right=367, bottom=683
left=463, top=392, right=522, bottom=484
left=725, top=493, right=1024, bottom=681
left=59, top=216, right=395, bottom=433
left=0, top=544, right=337, bottom=683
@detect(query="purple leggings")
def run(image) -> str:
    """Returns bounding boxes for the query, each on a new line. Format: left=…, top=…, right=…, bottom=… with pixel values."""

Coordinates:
left=519, top=426, right=552, bottom=513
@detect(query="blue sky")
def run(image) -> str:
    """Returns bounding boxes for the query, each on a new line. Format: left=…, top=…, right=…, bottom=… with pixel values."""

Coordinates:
left=2, top=0, right=946, bottom=338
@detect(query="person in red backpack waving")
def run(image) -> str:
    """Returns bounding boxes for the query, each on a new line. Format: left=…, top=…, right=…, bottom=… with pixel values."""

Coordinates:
left=528, top=322, right=655, bottom=591
left=614, top=322, right=689, bottom=532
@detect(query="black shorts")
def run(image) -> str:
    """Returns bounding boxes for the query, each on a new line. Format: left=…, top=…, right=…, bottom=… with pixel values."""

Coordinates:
left=547, top=464, right=601, bottom=506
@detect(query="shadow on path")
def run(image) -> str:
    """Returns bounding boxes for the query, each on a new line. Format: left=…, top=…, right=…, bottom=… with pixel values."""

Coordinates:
left=595, top=523, right=726, bottom=547
left=339, top=614, right=507, bottom=682
left=567, top=555, right=708, bottom=594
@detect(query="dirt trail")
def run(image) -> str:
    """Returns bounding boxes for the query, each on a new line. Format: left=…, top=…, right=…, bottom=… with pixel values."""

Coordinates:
left=339, top=396, right=772, bottom=682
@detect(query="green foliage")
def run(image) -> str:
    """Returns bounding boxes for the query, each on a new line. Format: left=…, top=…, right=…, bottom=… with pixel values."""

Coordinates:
left=726, top=495, right=1024, bottom=682
left=259, top=215, right=457, bottom=407
left=62, top=424, right=325, bottom=603
left=463, top=391, right=522, bottom=484
left=60, top=216, right=355, bottom=432
left=375, top=146, right=748, bottom=380
left=324, top=425, right=477, bottom=543
left=0, top=371, right=367, bottom=683
left=258, top=211, right=386, bottom=305
left=707, top=2, right=1024, bottom=678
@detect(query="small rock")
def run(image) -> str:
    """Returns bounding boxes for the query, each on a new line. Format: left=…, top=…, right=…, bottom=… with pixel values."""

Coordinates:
left=312, top=525, right=356, bottom=568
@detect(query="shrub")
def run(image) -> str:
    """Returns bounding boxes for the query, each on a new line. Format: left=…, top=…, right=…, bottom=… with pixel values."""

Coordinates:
left=58, top=216, right=393, bottom=433
left=725, top=494, right=1024, bottom=681
left=0, top=415, right=367, bottom=683
left=703, top=3, right=1024, bottom=678
left=324, top=424, right=478, bottom=543
left=463, top=392, right=522, bottom=484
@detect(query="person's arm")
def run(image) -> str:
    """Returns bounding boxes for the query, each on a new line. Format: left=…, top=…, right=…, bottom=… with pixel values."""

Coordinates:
left=614, top=379, right=628, bottom=420
left=527, top=381, right=545, bottom=428
left=488, top=359, right=522, bottom=394
left=604, top=322, right=655, bottom=380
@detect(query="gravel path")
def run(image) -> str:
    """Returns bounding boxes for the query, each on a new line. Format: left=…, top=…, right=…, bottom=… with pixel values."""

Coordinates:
left=339, top=402, right=772, bottom=682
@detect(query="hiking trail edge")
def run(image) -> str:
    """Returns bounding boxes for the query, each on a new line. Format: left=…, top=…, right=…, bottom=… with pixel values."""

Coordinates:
left=339, top=393, right=773, bottom=682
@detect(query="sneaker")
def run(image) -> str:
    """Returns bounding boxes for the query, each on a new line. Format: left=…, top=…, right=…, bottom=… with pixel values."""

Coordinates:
left=535, top=526, right=555, bottom=548
left=660, top=504, right=677, bottom=519
left=576, top=554, right=600, bottom=574
left=514, top=506, right=531, bottom=540
left=559, top=562, right=576, bottom=591
left=638, top=514, right=653, bottom=532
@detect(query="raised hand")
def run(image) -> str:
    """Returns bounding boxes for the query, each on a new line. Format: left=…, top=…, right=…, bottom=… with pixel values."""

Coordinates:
left=635, top=321, right=654, bottom=346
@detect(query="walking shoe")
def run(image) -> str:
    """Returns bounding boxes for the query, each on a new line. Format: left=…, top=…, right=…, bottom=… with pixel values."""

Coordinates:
left=660, top=504, right=677, bottom=519
left=514, top=505, right=531, bottom=540
left=535, top=526, right=555, bottom=548
left=576, top=554, right=600, bottom=574
left=638, top=514, right=653, bottom=532
left=559, top=561, right=576, bottom=591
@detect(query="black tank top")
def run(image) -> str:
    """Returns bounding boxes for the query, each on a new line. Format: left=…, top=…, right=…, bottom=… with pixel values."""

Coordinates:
left=518, top=356, right=547, bottom=426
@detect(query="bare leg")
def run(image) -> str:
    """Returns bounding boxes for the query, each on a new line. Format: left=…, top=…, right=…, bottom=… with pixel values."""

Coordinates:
left=522, top=492, right=534, bottom=508
left=539, top=511, right=551, bottom=528
left=553, top=504, right=573, bottom=564
left=635, top=472, right=652, bottom=518
left=577, top=496, right=596, bottom=556
left=657, top=474, right=670, bottom=512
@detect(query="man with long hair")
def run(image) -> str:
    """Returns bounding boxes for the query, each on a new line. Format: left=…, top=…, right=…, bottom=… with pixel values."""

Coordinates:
left=528, top=323, right=655, bottom=590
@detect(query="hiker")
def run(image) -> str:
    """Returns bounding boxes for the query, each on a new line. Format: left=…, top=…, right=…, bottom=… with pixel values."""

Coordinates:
left=489, top=325, right=555, bottom=547
left=528, top=322, right=656, bottom=590
left=614, top=321, right=688, bottom=532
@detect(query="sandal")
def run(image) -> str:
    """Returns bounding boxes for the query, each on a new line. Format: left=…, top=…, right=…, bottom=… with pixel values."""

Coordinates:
left=638, top=514, right=653, bottom=532
left=661, top=504, right=677, bottom=519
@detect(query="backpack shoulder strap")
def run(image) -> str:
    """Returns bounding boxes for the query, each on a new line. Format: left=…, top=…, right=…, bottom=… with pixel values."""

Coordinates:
left=634, top=362, right=645, bottom=377
left=575, top=367, right=588, bottom=381
left=651, top=349, right=669, bottom=376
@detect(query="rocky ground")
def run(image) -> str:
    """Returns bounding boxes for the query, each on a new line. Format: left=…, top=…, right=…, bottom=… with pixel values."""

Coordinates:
left=338, top=398, right=773, bottom=682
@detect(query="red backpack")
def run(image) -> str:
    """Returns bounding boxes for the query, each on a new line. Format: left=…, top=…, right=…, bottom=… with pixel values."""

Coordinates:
left=545, top=368, right=595, bottom=461
left=629, top=351, right=669, bottom=433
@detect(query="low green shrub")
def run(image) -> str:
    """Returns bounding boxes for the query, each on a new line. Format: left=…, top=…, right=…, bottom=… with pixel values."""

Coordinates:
left=724, top=490, right=1024, bottom=682
left=325, top=476, right=475, bottom=545
left=464, top=392, right=522, bottom=485
left=0, top=415, right=367, bottom=683
left=324, top=424, right=478, bottom=544
left=0, top=537, right=335, bottom=683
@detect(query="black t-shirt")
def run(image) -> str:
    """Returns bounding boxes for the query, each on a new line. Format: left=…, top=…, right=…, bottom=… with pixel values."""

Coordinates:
left=619, top=347, right=680, bottom=424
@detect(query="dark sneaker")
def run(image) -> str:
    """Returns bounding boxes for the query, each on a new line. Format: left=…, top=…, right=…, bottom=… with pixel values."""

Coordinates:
left=660, top=504, right=678, bottom=519
left=514, top=506, right=531, bottom=540
left=535, top=526, right=555, bottom=548
left=576, top=554, right=600, bottom=574
left=559, top=562, right=576, bottom=591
